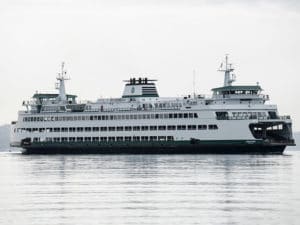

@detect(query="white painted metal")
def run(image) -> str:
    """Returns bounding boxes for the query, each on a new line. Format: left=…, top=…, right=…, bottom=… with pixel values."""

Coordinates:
left=10, top=57, right=293, bottom=147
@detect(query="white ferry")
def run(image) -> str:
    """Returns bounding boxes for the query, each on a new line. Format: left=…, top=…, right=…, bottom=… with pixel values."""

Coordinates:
left=10, top=56, right=295, bottom=154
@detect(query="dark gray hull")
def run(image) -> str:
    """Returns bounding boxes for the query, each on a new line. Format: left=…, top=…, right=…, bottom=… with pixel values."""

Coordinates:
left=21, top=140, right=288, bottom=155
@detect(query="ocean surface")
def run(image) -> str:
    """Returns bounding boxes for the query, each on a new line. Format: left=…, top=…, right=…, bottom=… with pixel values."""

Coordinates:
left=0, top=149, right=300, bottom=225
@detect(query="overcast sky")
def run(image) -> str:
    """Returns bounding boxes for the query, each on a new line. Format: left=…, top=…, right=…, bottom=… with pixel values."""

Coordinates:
left=0, top=0, right=299, bottom=131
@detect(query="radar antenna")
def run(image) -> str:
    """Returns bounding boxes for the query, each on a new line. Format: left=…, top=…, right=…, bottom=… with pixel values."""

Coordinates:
left=218, top=55, right=236, bottom=86
left=56, top=62, right=70, bottom=102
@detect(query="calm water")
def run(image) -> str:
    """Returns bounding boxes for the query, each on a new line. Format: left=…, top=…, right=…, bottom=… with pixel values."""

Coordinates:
left=0, top=149, right=300, bottom=225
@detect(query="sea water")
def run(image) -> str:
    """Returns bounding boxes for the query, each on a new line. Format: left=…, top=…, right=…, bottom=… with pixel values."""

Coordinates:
left=0, top=149, right=299, bottom=225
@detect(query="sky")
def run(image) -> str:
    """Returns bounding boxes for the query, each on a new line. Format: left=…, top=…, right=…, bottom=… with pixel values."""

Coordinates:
left=0, top=0, right=299, bottom=131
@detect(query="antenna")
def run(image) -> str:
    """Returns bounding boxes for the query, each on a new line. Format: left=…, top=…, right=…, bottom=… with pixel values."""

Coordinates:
left=193, top=69, right=196, bottom=98
left=57, top=61, right=70, bottom=81
left=218, top=54, right=236, bottom=86
left=56, top=61, right=70, bottom=102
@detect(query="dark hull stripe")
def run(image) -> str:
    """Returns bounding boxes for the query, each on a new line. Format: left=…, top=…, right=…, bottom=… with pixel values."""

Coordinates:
left=21, top=140, right=286, bottom=154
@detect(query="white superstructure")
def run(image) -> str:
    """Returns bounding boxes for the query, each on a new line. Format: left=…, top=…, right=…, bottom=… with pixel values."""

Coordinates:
left=10, top=56, right=295, bottom=154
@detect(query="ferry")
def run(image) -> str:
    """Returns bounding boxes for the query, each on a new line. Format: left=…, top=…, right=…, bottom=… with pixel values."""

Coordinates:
left=10, top=56, right=295, bottom=154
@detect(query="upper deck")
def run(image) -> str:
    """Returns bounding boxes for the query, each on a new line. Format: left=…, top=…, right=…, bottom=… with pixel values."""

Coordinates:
left=20, top=56, right=278, bottom=115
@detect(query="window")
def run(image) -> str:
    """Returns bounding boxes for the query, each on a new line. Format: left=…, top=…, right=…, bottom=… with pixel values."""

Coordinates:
left=100, top=137, right=107, bottom=141
left=125, top=136, right=132, bottom=141
left=69, top=127, right=76, bottom=132
left=101, top=127, right=107, bottom=132
left=116, top=136, right=123, bottom=141
left=69, top=137, right=76, bottom=142
left=167, top=136, right=174, bottom=141
left=188, top=125, right=196, bottom=130
left=84, top=137, right=91, bottom=142
left=85, top=127, right=91, bottom=132
left=61, top=137, right=68, bottom=142
left=150, top=126, right=157, bottom=131
left=198, top=125, right=207, bottom=130
left=268, top=111, right=278, bottom=119
left=53, top=137, right=60, bottom=142
left=208, top=124, right=218, bottom=130
left=150, top=136, right=157, bottom=141
left=77, top=137, right=83, bottom=142
left=54, top=127, right=60, bottom=132
left=216, top=111, right=229, bottom=120
left=141, top=126, right=149, bottom=131
left=39, top=128, right=45, bottom=132
left=125, top=126, right=132, bottom=131
left=109, top=127, right=115, bottom=131
left=92, top=137, right=99, bottom=141
left=32, top=128, right=38, bottom=133
left=158, top=136, right=166, bottom=141
left=167, top=125, right=176, bottom=130
left=158, top=126, right=166, bottom=130
left=61, top=127, right=68, bottom=132
left=141, top=136, right=149, bottom=141
left=77, top=127, right=83, bottom=132
left=46, top=137, right=52, bottom=142
left=117, top=127, right=123, bottom=131
left=108, top=137, right=115, bottom=141
left=177, top=125, right=186, bottom=130
left=133, top=126, right=140, bottom=131
left=93, top=127, right=99, bottom=132
left=46, top=128, right=53, bottom=132
left=133, top=136, right=140, bottom=141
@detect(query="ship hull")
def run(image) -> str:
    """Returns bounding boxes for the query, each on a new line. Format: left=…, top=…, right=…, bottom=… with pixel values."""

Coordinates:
left=20, top=140, right=287, bottom=154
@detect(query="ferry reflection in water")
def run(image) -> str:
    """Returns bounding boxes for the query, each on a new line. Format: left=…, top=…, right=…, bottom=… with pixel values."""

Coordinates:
left=0, top=151, right=299, bottom=225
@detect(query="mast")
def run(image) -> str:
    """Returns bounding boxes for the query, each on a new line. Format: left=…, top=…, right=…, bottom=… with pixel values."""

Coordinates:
left=218, top=55, right=236, bottom=86
left=193, top=69, right=196, bottom=99
left=56, top=62, right=70, bottom=102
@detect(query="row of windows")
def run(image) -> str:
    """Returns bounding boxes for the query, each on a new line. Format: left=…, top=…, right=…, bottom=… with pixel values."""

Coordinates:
left=216, top=111, right=269, bottom=120
left=16, top=124, right=218, bottom=133
left=22, top=113, right=199, bottom=122
left=33, top=136, right=175, bottom=142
